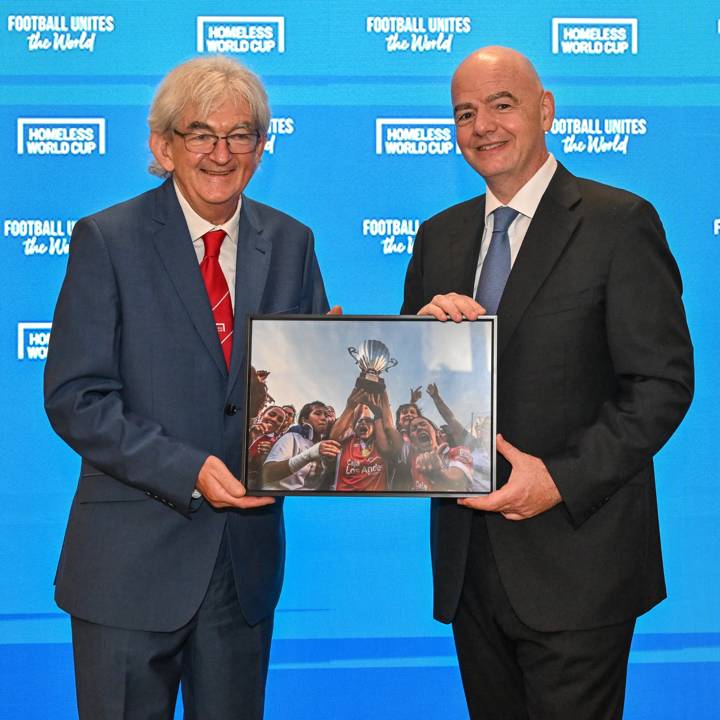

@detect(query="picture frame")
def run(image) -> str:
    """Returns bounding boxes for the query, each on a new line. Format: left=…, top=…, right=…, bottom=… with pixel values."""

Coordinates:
left=243, top=315, right=496, bottom=497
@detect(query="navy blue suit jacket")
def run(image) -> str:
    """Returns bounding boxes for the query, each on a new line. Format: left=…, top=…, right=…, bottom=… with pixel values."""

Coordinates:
left=45, top=179, right=329, bottom=631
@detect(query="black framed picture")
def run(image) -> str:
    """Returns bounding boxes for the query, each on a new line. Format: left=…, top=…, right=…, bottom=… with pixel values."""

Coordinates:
left=244, top=315, right=496, bottom=497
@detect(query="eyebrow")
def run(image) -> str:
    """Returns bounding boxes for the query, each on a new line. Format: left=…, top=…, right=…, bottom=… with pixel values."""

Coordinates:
left=486, top=91, right=517, bottom=103
left=185, top=120, right=253, bottom=131
left=453, top=91, right=518, bottom=113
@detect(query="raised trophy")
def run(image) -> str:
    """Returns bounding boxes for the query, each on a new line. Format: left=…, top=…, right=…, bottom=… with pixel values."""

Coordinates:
left=347, top=339, right=398, bottom=392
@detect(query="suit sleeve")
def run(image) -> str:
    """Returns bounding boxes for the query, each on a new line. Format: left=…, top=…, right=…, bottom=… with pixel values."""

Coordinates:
left=544, top=199, right=694, bottom=526
left=401, top=222, right=426, bottom=314
left=44, top=218, right=208, bottom=514
left=303, top=228, right=330, bottom=314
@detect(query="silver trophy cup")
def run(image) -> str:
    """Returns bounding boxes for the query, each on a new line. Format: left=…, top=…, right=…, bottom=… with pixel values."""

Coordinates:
left=347, top=339, right=398, bottom=391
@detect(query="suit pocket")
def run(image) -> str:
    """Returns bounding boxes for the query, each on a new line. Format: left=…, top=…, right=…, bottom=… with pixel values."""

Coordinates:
left=527, top=287, right=599, bottom=318
left=76, top=472, right=150, bottom=503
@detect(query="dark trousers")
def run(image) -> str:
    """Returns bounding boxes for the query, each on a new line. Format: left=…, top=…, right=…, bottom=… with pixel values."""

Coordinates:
left=452, top=515, right=635, bottom=720
left=71, top=531, right=273, bottom=720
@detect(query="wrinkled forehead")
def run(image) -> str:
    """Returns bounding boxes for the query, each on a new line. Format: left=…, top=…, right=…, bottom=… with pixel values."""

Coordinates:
left=177, top=97, right=254, bottom=129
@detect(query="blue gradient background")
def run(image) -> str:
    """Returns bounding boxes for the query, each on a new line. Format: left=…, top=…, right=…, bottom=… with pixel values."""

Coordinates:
left=1, top=1, right=718, bottom=718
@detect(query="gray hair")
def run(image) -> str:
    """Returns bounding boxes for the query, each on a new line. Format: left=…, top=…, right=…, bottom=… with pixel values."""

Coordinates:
left=148, top=55, right=270, bottom=176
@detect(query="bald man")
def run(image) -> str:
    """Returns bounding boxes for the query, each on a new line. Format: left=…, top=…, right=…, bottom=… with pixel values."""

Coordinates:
left=402, top=47, right=693, bottom=719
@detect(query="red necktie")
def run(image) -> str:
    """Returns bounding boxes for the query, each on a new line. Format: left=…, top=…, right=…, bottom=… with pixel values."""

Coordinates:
left=200, top=229, right=233, bottom=368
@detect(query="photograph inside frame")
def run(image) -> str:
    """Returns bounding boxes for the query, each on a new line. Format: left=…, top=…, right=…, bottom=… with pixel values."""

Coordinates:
left=244, top=316, right=496, bottom=496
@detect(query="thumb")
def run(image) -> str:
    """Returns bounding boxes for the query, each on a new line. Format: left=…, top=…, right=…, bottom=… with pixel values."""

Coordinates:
left=239, top=496, right=276, bottom=509
left=496, top=433, right=522, bottom=465
left=326, top=305, right=343, bottom=316
left=225, top=475, right=247, bottom=498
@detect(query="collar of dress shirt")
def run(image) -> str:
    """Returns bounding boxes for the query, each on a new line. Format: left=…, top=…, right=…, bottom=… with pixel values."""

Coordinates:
left=172, top=179, right=241, bottom=248
left=484, top=153, right=558, bottom=222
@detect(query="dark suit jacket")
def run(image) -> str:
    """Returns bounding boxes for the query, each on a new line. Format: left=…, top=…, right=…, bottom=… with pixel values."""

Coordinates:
left=402, top=163, right=693, bottom=632
left=45, top=178, right=328, bottom=631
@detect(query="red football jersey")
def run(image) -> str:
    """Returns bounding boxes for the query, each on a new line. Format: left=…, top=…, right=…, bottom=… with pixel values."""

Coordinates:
left=335, top=438, right=388, bottom=492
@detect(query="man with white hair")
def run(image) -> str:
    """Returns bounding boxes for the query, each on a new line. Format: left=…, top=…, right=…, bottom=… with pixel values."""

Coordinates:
left=45, top=56, right=330, bottom=719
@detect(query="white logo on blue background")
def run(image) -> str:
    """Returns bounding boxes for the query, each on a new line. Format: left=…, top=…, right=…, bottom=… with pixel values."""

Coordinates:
left=264, top=117, right=294, bottom=155
left=17, top=118, right=106, bottom=156
left=6, top=14, right=114, bottom=52
left=552, top=17, right=638, bottom=55
left=362, top=218, right=420, bottom=256
left=196, top=16, right=284, bottom=54
left=549, top=116, right=647, bottom=156
left=365, top=16, right=471, bottom=53
left=375, top=119, right=459, bottom=156
left=17, top=322, right=52, bottom=360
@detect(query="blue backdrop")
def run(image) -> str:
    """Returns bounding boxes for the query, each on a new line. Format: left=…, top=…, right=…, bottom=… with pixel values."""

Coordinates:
left=1, top=1, right=718, bottom=718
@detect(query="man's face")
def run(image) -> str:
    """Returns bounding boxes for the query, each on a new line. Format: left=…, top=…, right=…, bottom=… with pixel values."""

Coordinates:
left=261, top=406, right=285, bottom=434
left=451, top=50, right=554, bottom=201
left=305, top=406, right=328, bottom=435
left=354, top=416, right=374, bottom=440
left=398, top=404, right=419, bottom=430
left=409, top=417, right=437, bottom=452
left=150, top=98, right=266, bottom=224
left=326, top=406, right=336, bottom=424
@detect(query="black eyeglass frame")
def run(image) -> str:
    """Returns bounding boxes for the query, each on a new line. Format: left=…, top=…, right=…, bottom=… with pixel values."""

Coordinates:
left=173, top=128, right=261, bottom=154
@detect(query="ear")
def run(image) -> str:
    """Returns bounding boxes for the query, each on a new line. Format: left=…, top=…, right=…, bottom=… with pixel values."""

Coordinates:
left=149, top=132, right=176, bottom=174
left=540, top=91, right=555, bottom=132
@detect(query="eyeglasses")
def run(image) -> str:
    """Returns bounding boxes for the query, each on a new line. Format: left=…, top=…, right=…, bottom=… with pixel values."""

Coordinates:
left=173, top=129, right=260, bottom=154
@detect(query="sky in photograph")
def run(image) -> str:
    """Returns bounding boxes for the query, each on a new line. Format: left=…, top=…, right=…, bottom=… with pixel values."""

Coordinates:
left=250, top=318, right=493, bottom=431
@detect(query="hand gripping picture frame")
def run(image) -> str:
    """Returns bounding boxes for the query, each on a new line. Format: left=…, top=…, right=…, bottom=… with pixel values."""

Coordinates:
left=243, top=315, right=497, bottom=497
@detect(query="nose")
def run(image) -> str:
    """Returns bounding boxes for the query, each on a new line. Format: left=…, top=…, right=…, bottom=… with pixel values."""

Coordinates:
left=209, top=136, right=232, bottom=163
left=472, top=107, right=496, bottom=136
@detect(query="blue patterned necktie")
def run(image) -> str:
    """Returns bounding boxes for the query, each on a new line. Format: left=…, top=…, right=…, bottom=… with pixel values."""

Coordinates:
left=474, top=206, right=520, bottom=314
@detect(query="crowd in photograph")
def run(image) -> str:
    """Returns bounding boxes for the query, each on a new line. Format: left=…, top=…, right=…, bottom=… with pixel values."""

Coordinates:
left=246, top=368, right=491, bottom=493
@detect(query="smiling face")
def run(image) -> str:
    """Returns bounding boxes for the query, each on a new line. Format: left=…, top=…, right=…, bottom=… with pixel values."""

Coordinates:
left=260, top=406, right=285, bottom=434
left=397, top=404, right=419, bottom=431
left=409, top=417, right=437, bottom=453
left=451, top=47, right=554, bottom=203
left=150, top=98, right=265, bottom=224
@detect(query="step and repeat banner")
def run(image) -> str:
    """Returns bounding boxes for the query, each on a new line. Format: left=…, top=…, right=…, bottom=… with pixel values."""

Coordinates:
left=2, top=2, right=719, bottom=718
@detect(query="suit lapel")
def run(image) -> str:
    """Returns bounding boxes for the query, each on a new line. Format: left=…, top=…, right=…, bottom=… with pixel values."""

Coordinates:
left=150, top=180, right=228, bottom=377
left=446, top=196, right=486, bottom=296
left=497, top=164, right=582, bottom=358
left=226, top=196, right=272, bottom=396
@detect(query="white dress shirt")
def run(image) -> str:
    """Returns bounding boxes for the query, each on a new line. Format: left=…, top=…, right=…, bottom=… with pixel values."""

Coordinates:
left=472, top=153, right=558, bottom=297
left=173, top=181, right=240, bottom=309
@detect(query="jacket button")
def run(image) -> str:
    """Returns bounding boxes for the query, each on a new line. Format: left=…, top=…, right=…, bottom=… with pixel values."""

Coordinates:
left=225, top=404, right=238, bottom=416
